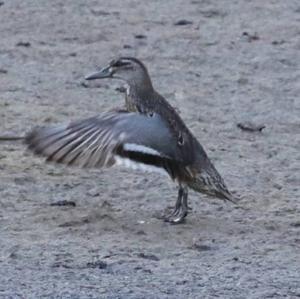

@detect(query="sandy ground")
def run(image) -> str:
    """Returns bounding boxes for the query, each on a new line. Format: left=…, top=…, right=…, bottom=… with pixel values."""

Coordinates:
left=1, top=0, right=300, bottom=298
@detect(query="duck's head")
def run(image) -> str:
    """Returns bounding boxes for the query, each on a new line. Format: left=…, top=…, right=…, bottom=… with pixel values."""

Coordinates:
left=85, top=57, right=153, bottom=90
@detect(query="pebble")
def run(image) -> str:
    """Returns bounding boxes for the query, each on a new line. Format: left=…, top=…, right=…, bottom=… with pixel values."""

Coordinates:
left=174, top=20, right=193, bottom=26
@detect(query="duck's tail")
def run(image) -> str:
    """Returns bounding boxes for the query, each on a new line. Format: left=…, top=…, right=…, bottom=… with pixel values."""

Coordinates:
left=187, top=163, right=238, bottom=204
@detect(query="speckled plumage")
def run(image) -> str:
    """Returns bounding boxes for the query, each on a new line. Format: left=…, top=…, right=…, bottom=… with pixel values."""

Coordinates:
left=115, top=58, right=235, bottom=202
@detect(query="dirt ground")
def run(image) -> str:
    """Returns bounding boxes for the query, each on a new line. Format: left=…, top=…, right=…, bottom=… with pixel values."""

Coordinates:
left=1, top=0, right=300, bottom=298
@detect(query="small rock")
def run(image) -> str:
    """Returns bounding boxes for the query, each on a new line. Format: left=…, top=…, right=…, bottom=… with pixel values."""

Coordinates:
left=90, top=9, right=111, bottom=16
left=290, top=222, right=300, bottom=228
left=86, top=260, right=107, bottom=269
left=50, top=200, right=76, bottom=207
left=273, top=183, right=282, bottom=190
left=0, top=69, right=7, bottom=74
left=62, top=37, right=78, bottom=42
left=176, top=280, right=188, bottom=285
left=123, top=44, right=132, bottom=49
left=59, top=218, right=89, bottom=227
left=134, top=34, right=147, bottom=39
left=191, top=238, right=213, bottom=251
left=14, top=176, right=35, bottom=185
left=115, top=86, right=127, bottom=93
left=137, top=252, right=160, bottom=261
left=279, top=58, right=294, bottom=67
left=0, top=2, right=4, bottom=7
left=199, top=9, right=225, bottom=18
left=237, top=121, right=265, bottom=132
left=80, top=81, right=89, bottom=88
left=265, top=225, right=276, bottom=231
left=87, top=188, right=100, bottom=197
left=136, top=230, right=146, bottom=235
left=16, top=41, right=31, bottom=47
left=242, top=32, right=259, bottom=42
left=237, top=77, right=249, bottom=85
left=100, top=200, right=113, bottom=209
left=192, top=244, right=212, bottom=251
left=80, top=81, right=106, bottom=89
left=174, top=20, right=193, bottom=26
left=47, top=169, right=63, bottom=176
left=272, top=40, right=285, bottom=45
left=134, top=266, right=152, bottom=273
left=52, top=262, right=72, bottom=269
left=43, top=116, right=55, bottom=123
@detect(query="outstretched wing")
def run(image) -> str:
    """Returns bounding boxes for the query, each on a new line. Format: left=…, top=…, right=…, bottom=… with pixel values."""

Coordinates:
left=25, top=110, right=190, bottom=179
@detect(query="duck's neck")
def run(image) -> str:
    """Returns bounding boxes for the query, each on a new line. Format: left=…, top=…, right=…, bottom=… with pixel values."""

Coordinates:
left=128, top=69, right=154, bottom=95
left=125, top=75, right=155, bottom=111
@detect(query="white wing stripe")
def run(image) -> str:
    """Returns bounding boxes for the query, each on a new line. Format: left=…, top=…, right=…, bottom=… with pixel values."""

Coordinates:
left=123, top=143, right=162, bottom=156
left=115, top=156, right=168, bottom=176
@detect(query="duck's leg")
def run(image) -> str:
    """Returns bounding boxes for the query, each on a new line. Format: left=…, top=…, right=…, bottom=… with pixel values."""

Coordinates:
left=164, top=185, right=189, bottom=224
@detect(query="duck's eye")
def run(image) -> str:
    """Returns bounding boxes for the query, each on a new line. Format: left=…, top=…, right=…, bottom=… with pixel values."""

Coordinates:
left=178, top=133, right=184, bottom=146
left=113, top=60, right=131, bottom=67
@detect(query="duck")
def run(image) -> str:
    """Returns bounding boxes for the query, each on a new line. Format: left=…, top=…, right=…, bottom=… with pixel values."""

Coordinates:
left=25, top=57, right=236, bottom=224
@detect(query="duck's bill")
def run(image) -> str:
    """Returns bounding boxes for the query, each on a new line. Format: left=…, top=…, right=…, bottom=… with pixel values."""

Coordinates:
left=85, top=66, right=113, bottom=80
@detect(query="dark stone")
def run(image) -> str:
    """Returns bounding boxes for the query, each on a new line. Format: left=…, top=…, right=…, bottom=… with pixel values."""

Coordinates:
left=191, top=242, right=213, bottom=251
left=137, top=252, right=160, bottom=261
left=123, top=44, right=132, bottom=49
left=176, top=280, right=188, bottom=285
left=290, top=222, right=300, bottom=228
left=14, top=176, right=36, bottom=185
left=59, top=218, right=89, bottom=227
left=50, top=200, right=76, bottom=207
left=134, top=34, right=147, bottom=39
left=237, top=122, right=265, bottom=132
left=90, top=9, right=111, bottom=16
left=115, top=86, right=127, bottom=93
left=134, top=266, right=152, bottom=273
left=16, top=41, right=31, bottom=47
left=273, top=183, right=283, bottom=190
left=136, top=230, right=146, bottom=235
left=52, top=262, right=72, bottom=269
left=242, top=32, right=260, bottom=42
left=199, top=9, right=226, bottom=18
left=62, top=37, right=79, bottom=42
left=237, top=77, right=249, bottom=85
left=86, top=260, right=108, bottom=269
left=80, top=82, right=89, bottom=88
left=272, top=40, right=285, bottom=45
left=174, top=20, right=193, bottom=26
left=87, top=188, right=100, bottom=197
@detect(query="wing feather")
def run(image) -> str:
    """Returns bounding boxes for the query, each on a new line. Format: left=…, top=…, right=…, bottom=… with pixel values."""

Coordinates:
left=25, top=111, right=190, bottom=179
